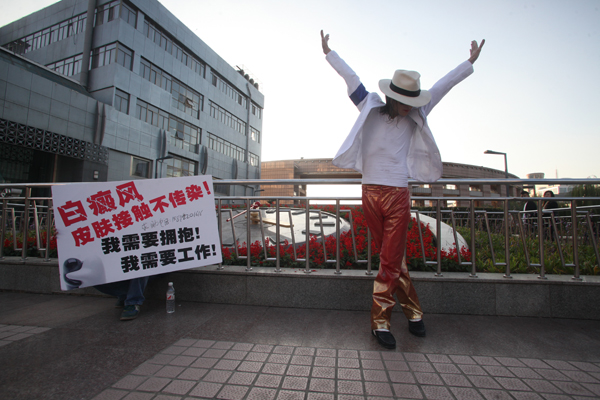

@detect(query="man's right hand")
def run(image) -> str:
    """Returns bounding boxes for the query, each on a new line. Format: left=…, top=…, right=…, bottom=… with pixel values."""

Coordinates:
left=321, top=30, right=331, bottom=55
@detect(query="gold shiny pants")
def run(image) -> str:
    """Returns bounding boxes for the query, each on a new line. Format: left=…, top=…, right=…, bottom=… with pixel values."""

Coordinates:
left=362, top=185, right=423, bottom=330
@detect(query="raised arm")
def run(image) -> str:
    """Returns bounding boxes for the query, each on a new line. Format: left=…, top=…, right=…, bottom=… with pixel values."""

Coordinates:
left=320, top=30, right=331, bottom=54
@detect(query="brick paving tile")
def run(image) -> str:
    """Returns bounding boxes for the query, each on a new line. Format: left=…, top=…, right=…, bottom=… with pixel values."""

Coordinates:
left=381, top=352, right=404, bottom=361
left=544, top=360, right=580, bottom=370
left=360, top=350, right=382, bottom=360
left=91, top=388, right=128, bottom=400
left=478, top=389, right=515, bottom=400
left=552, top=380, right=595, bottom=396
left=227, top=371, right=257, bottom=385
left=449, top=386, right=485, bottom=399
left=392, top=383, right=424, bottom=399
left=433, top=362, right=461, bottom=374
left=534, top=368, right=572, bottom=381
left=338, top=349, right=359, bottom=358
left=483, top=365, right=516, bottom=377
left=314, top=356, right=336, bottom=367
left=147, top=354, right=175, bottom=365
left=442, top=373, right=474, bottom=387
left=224, top=350, right=248, bottom=360
left=388, top=370, right=416, bottom=384
left=472, top=356, right=501, bottom=366
left=191, top=339, right=215, bottom=348
left=569, top=361, right=600, bottom=372
left=161, top=345, right=186, bottom=355
left=316, top=348, right=336, bottom=357
left=449, top=355, right=477, bottom=365
left=364, top=381, right=394, bottom=397
left=287, top=365, right=311, bottom=376
left=309, top=378, right=335, bottom=393
left=561, top=369, right=600, bottom=383
left=495, top=357, right=527, bottom=367
left=540, top=395, right=576, bottom=400
left=273, top=345, right=294, bottom=354
left=404, top=353, right=428, bottom=362
left=384, top=360, right=409, bottom=371
left=581, top=382, right=600, bottom=396
left=311, top=366, right=335, bottom=379
left=281, top=376, right=308, bottom=390
left=181, top=347, right=205, bottom=357
left=168, top=355, right=196, bottom=367
left=338, top=367, right=362, bottom=380
left=459, top=364, right=488, bottom=376
left=215, top=384, right=249, bottom=400
left=361, top=359, right=385, bottom=370
left=421, top=385, right=455, bottom=400
left=232, top=342, right=254, bottom=351
left=337, top=395, right=366, bottom=400
left=495, top=377, right=532, bottom=391
left=276, top=390, right=305, bottom=400
left=154, top=366, right=185, bottom=378
left=161, top=379, right=196, bottom=395
left=338, top=358, right=360, bottom=368
left=338, top=380, right=365, bottom=395
left=252, top=344, right=274, bottom=353
left=508, top=367, right=544, bottom=380
left=268, top=354, right=291, bottom=364
left=237, top=361, right=264, bottom=372
left=255, top=373, right=283, bottom=388
left=112, top=375, right=148, bottom=390
left=414, top=372, right=444, bottom=386
left=190, top=357, right=217, bottom=369
left=520, top=358, right=552, bottom=369
left=509, top=391, right=544, bottom=400
left=295, top=346, right=315, bottom=356
left=122, top=392, right=154, bottom=400
left=177, top=367, right=208, bottom=380
left=262, top=363, right=288, bottom=375
left=213, top=359, right=241, bottom=370
left=522, top=378, right=563, bottom=394
left=409, top=361, right=435, bottom=373
left=246, top=387, right=277, bottom=400
left=290, top=355, right=313, bottom=365
left=467, top=375, right=503, bottom=389
left=426, top=354, right=452, bottom=364
left=131, top=362, right=162, bottom=376
left=135, top=377, right=171, bottom=392
left=203, top=369, right=232, bottom=383
left=246, top=351, right=269, bottom=362
left=202, top=349, right=227, bottom=358
left=306, top=392, right=335, bottom=400
left=362, top=369, right=388, bottom=382
left=174, top=339, right=197, bottom=347
left=212, top=341, right=234, bottom=349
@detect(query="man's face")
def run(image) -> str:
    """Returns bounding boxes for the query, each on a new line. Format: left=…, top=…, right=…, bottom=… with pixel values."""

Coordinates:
left=395, top=101, right=413, bottom=117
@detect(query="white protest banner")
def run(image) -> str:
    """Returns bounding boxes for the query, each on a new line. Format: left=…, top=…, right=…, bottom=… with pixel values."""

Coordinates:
left=52, top=175, right=222, bottom=290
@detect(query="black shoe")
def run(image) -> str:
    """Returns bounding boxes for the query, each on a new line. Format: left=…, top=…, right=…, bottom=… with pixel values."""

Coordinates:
left=372, top=330, right=396, bottom=349
left=408, top=320, right=426, bottom=337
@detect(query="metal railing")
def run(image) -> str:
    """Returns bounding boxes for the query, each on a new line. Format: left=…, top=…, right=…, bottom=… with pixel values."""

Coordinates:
left=1, top=179, right=599, bottom=281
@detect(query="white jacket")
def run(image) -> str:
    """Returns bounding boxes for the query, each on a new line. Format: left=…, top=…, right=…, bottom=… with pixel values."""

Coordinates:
left=326, top=51, right=474, bottom=183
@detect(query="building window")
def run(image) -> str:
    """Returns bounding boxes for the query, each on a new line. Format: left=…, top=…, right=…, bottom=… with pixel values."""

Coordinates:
left=251, top=103, right=263, bottom=119
left=114, top=88, right=129, bottom=114
left=165, top=156, right=196, bottom=178
left=250, top=127, right=260, bottom=143
left=95, top=1, right=136, bottom=28
left=209, top=101, right=246, bottom=135
left=131, top=157, right=151, bottom=178
left=90, top=42, right=132, bottom=70
left=208, top=133, right=258, bottom=166
left=46, top=54, right=82, bottom=77
left=249, top=153, right=259, bottom=167
left=211, top=72, right=247, bottom=108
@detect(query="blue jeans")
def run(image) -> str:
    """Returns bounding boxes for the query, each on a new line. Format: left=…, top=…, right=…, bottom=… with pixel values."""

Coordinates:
left=94, top=277, right=149, bottom=306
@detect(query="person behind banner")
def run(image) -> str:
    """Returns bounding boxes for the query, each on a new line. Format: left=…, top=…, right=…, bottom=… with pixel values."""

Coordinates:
left=320, top=30, right=484, bottom=349
left=94, top=277, right=149, bottom=321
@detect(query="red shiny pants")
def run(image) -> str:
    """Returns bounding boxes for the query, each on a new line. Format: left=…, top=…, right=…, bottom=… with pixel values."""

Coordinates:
left=362, top=185, right=423, bottom=330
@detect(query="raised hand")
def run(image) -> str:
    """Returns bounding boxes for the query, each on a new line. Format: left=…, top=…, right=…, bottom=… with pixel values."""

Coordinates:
left=320, top=30, right=331, bottom=55
left=468, top=39, right=485, bottom=64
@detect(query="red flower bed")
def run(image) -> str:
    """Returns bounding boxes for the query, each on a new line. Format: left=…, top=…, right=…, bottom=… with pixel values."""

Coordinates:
left=220, top=204, right=471, bottom=271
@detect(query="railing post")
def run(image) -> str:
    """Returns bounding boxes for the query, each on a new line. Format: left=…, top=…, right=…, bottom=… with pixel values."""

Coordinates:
left=334, top=199, right=341, bottom=275
left=245, top=199, right=252, bottom=271
left=216, top=199, right=224, bottom=270
left=503, top=197, right=512, bottom=278
left=435, top=199, right=442, bottom=276
left=21, top=187, right=32, bottom=261
left=275, top=199, right=281, bottom=272
left=304, top=199, right=311, bottom=273
left=538, top=198, right=547, bottom=279
left=469, top=199, right=477, bottom=277
left=571, top=200, right=581, bottom=281
left=0, top=198, right=6, bottom=260
left=43, top=199, right=53, bottom=262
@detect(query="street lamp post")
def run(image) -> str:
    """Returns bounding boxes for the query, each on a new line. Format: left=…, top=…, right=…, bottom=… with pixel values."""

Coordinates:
left=484, top=150, right=510, bottom=197
left=154, top=156, right=173, bottom=179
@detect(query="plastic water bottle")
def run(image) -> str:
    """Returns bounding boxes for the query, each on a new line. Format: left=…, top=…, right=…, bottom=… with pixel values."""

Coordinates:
left=166, top=282, right=175, bottom=314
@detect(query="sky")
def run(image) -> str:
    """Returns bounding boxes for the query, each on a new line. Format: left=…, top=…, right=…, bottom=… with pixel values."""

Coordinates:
left=2, top=0, right=600, bottom=185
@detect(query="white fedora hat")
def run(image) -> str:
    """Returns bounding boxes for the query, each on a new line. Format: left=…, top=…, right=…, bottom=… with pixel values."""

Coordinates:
left=379, top=69, right=431, bottom=108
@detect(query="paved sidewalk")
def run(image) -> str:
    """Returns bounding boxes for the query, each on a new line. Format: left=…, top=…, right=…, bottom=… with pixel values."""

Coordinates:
left=1, top=291, right=600, bottom=400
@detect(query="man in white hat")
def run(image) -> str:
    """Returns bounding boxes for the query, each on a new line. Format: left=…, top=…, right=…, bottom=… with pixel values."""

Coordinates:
left=321, top=30, right=484, bottom=349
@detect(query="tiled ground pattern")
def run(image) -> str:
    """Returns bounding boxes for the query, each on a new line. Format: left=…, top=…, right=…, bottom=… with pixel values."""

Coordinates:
left=92, top=338, right=600, bottom=400
left=0, top=324, right=51, bottom=347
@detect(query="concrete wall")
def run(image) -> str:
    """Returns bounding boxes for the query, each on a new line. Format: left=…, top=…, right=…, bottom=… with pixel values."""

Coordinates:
left=2, top=258, right=599, bottom=320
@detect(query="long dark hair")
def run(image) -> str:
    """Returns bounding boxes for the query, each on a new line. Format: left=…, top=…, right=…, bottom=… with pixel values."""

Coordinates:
left=379, top=96, right=401, bottom=120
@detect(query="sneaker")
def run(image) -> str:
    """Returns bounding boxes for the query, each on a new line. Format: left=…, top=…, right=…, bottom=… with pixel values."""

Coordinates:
left=115, top=299, right=125, bottom=308
left=372, top=330, right=396, bottom=349
left=120, top=305, right=141, bottom=321
left=408, top=320, right=426, bottom=337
